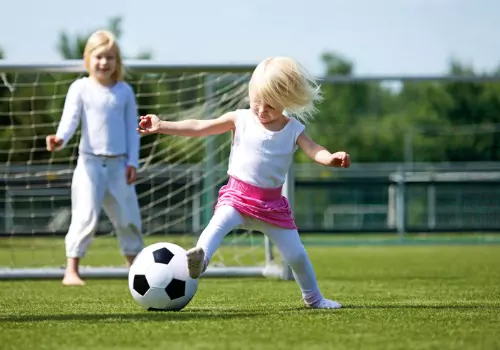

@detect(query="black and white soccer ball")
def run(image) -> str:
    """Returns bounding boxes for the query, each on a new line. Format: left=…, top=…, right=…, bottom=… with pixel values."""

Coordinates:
left=128, top=242, right=198, bottom=311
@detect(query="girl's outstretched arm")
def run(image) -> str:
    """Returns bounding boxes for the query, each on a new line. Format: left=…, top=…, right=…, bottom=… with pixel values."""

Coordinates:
left=137, top=112, right=236, bottom=137
left=297, top=132, right=351, bottom=168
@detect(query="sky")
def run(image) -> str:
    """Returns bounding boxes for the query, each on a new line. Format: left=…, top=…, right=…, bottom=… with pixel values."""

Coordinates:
left=0, top=0, right=499, bottom=76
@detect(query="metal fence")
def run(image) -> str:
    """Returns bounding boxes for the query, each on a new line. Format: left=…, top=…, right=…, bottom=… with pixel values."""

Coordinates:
left=2, top=163, right=500, bottom=235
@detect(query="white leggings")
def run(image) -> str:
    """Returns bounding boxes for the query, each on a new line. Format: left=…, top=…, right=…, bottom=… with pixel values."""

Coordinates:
left=197, top=205, right=322, bottom=303
left=65, top=154, right=144, bottom=258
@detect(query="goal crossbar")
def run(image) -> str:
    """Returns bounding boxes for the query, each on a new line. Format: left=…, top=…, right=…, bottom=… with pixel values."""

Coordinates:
left=0, top=265, right=285, bottom=280
left=0, top=60, right=258, bottom=73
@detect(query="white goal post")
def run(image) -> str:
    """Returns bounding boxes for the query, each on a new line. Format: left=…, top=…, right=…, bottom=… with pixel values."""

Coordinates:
left=0, top=60, right=293, bottom=280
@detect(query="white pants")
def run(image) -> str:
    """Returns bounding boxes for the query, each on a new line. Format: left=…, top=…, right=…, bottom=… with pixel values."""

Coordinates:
left=65, top=154, right=143, bottom=258
left=197, top=205, right=322, bottom=302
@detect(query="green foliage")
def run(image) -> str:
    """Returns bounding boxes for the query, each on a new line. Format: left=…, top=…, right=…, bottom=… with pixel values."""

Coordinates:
left=57, top=16, right=128, bottom=60
left=299, top=52, right=500, bottom=163
left=2, top=34, right=500, bottom=165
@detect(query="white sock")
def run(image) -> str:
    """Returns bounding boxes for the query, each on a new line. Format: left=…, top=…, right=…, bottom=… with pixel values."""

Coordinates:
left=307, top=298, right=342, bottom=309
left=186, top=247, right=205, bottom=279
left=303, top=290, right=323, bottom=306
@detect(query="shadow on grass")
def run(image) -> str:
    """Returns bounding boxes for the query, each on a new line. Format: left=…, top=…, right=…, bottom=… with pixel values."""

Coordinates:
left=3, top=304, right=498, bottom=323
left=332, top=275, right=465, bottom=281
left=282, top=304, right=500, bottom=311
left=343, top=304, right=500, bottom=310
left=0, top=309, right=265, bottom=323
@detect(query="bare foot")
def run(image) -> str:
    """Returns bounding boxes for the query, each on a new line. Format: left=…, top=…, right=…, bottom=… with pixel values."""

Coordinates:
left=125, top=255, right=136, bottom=268
left=62, top=273, right=86, bottom=286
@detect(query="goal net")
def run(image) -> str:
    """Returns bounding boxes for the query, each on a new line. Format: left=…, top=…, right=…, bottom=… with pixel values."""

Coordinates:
left=0, top=61, right=289, bottom=280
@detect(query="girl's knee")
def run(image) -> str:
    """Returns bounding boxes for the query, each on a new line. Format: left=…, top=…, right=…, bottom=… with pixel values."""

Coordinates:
left=284, top=247, right=309, bottom=268
left=116, top=223, right=142, bottom=238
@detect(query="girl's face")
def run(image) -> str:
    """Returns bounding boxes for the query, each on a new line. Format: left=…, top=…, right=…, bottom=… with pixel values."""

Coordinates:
left=249, top=94, right=285, bottom=124
left=88, top=45, right=117, bottom=84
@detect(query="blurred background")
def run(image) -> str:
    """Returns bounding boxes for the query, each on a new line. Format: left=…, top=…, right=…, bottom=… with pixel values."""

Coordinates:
left=1, top=0, right=500, bottom=240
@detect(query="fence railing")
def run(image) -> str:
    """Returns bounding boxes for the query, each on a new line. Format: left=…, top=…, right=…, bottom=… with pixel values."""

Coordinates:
left=2, top=163, right=500, bottom=235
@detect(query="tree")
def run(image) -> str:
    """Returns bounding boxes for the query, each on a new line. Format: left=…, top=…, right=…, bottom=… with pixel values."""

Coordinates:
left=299, top=52, right=401, bottom=162
left=0, top=44, right=63, bottom=163
left=57, top=17, right=151, bottom=60
left=436, top=61, right=500, bottom=161
left=302, top=52, right=500, bottom=163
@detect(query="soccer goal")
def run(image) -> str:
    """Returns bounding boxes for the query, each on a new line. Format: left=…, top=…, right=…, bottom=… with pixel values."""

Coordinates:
left=0, top=61, right=293, bottom=280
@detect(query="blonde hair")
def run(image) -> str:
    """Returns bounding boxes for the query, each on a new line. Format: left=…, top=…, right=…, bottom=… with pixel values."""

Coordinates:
left=83, top=30, right=124, bottom=81
left=248, top=57, right=322, bottom=122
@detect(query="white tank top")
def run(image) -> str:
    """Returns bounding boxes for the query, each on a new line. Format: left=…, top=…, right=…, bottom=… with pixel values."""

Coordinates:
left=227, top=109, right=305, bottom=188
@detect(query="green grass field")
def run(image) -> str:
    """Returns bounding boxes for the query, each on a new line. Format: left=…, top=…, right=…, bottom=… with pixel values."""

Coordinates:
left=1, top=236, right=499, bottom=350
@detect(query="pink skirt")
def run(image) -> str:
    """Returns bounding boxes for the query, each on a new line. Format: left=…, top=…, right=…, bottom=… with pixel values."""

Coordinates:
left=215, top=176, right=297, bottom=229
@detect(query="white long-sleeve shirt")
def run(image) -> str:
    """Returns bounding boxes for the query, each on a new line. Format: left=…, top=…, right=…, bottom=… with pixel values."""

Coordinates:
left=55, top=77, right=140, bottom=168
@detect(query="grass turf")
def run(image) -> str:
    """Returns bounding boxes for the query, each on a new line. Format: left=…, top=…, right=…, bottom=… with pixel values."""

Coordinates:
left=0, top=238, right=499, bottom=349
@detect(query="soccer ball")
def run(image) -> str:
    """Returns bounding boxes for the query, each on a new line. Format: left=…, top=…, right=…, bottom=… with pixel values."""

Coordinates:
left=128, top=242, right=198, bottom=311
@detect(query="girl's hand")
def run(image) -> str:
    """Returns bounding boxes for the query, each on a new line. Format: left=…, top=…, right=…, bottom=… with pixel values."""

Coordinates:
left=126, top=166, right=137, bottom=184
left=137, top=114, right=161, bottom=134
left=46, top=135, right=63, bottom=151
left=329, top=152, right=351, bottom=168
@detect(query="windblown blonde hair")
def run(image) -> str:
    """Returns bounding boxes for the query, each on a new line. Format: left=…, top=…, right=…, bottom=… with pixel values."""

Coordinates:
left=83, top=30, right=124, bottom=81
left=248, top=56, right=322, bottom=122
